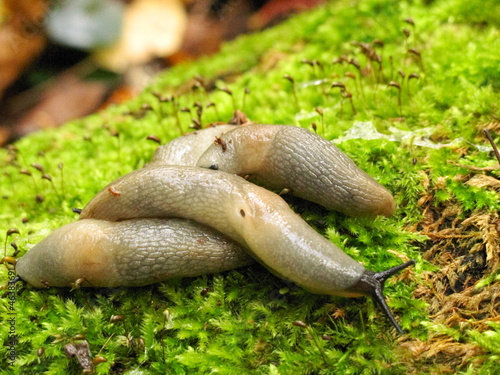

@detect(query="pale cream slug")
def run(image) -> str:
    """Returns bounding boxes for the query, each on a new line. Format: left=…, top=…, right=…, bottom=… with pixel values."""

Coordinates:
left=78, top=165, right=413, bottom=332
left=196, top=124, right=396, bottom=217
left=15, top=218, right=253, bottom=288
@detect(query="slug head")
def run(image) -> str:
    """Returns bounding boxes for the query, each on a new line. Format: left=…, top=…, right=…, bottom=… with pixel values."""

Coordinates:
left=346, top=260, right=415, bottom=334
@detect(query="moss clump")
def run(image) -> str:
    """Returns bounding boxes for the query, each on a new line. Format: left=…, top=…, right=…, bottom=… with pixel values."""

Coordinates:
left=1, top=0, right=499, bottom=373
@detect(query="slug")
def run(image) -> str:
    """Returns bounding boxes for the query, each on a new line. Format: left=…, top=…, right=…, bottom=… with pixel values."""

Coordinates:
left=78, top=165, right=413, bottom=333
left=15, top=218, right=253, bottom=288
left=196, top=124, right=395, bottom=217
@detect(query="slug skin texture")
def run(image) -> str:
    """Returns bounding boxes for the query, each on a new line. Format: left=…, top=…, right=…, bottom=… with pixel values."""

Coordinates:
left=16, top=218, right=253, bottom=287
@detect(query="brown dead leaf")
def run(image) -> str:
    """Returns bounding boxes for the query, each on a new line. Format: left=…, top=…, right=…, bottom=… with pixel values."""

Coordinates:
left=4, top=0, right=47, bottom=19
left=466, top=175, right=500, bottom=189
left=0, top=0, right=48, bottom=98
left=2, top=70, right=109, bottom=142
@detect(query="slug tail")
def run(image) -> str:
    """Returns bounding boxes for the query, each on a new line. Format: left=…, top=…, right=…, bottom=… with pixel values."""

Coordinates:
left=349, top=260, right=415, bottom=334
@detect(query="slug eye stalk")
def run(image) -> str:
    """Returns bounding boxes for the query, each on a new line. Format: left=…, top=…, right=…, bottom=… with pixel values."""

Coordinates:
left=348, top=260, right=416, bottom=334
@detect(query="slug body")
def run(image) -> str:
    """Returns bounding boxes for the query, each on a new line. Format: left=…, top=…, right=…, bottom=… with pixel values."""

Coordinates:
left=196, top=124, right=396, bottom=217
left=80, top=166, right=367, bottom=295
left=16, top=218, right=253, bottom=288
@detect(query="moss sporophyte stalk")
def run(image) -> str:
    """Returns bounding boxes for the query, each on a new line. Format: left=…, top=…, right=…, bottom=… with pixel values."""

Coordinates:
left=1, top=0, right=499, bottom=373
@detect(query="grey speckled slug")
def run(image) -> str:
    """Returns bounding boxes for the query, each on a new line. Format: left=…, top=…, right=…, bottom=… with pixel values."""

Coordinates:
left=15, top=218, right=253, bottom=288
left=196, top=124, right=396, bottom=217
left=79, top=165, right=413, bottom=333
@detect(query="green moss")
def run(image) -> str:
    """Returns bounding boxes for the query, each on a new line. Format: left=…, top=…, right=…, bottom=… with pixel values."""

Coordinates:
left=1, top=0, right=499, bottom=373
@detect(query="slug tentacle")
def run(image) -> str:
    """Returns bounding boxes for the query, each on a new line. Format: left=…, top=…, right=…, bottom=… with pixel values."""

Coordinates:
left=345, top=260, right=416, bottom=333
